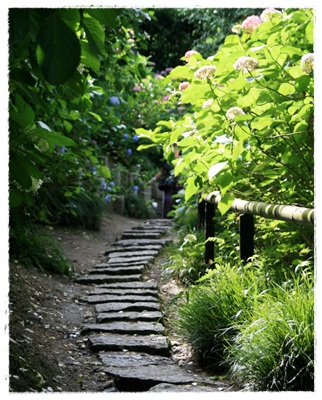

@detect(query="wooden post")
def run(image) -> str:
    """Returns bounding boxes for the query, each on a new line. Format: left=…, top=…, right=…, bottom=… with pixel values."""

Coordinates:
left=204, top=202, right=215, bottom=265
left=197, top=198, right=205, bottom=230
left=239, top=214, right=254, bottom=262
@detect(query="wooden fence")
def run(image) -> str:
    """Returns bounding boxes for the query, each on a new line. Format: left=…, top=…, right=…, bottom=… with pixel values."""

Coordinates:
left=198, top=192, right=315, bottom=264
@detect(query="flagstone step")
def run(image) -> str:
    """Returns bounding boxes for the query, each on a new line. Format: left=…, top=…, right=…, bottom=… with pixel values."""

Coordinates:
left=95, top=301, right=160, bottom=313
left=85, top=287, right=159, bottom=298
left=96, top=281, right=158, bottom=290
left=88, top=333, right=170, bottom=357
left=75, top=274, right=142, bottom=285
left=80, top=294, right=158, bottom=304
left=96, top=311, right=162, bottom=323
left=81, top=321, right=165, bottom=335
left=87, top=265, right=146, bottom=276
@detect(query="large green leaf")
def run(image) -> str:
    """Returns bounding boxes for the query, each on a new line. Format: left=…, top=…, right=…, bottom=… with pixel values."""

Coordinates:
left=81, top=14, right=106, bottom=56
left=81, top=40, right=101, bottom=74
left=217, top=192, right=235, bottom=215
left=10, top=94, right=35, bottom=129
left=86, top=8, right=118, bottom=29
left=36, top=13, right=81, bottom=85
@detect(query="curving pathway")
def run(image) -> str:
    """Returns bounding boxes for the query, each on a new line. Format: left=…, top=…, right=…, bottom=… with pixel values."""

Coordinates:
left=75, top=219, right=230, bottom=392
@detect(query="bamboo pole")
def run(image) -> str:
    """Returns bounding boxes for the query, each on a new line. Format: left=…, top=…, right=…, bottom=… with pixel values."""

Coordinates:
left=203, top=193, right=314, bottom=226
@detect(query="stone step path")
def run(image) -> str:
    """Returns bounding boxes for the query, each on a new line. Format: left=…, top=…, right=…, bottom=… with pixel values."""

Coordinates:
left=74, top=219, right=228, bottom=392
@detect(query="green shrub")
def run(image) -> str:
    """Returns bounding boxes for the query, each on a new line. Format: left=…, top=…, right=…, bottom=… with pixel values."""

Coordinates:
left=174, top=264, right=264, bottom=370
left=228, top=272, right=314, bottom=391
left=9, top=227, right=73, bottom=275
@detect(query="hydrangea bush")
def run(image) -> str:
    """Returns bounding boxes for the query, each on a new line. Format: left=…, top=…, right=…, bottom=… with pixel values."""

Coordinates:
left=137, top=8, right=314, bottom=215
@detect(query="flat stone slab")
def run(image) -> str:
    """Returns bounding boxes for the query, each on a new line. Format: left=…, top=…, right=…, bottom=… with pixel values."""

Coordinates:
left=115, top=239, right=171, bottom=247
left=98, top=260, right=150, bottom=267
left=103, top=363, right=196, bottom=392
left=105, top=244, right=162, bottom=255
left=80, top=294, right=158, bottom=304
left=106, top=256, right=155, bottom=264
left=88, top=333, right=170, bottom=357
left=81, top=321, right=165, bottom=335
left=148, top=383, right=225, bottom=392
left=99, top=351, right=173, bottom=367
left=122, top=232, right=161, bottom=239
left=96, top=281, right=158, bottom=290
left=95, top=302, right=160, bottom=313
left=88, top=265, right=145, bottom=276
left=86, top=288, right=159, bottom=297
left=75, top=274, right=141, bottom=285
left=107, top=250, right=159, bottom=259
left=97, top=311, right=162, bottom=323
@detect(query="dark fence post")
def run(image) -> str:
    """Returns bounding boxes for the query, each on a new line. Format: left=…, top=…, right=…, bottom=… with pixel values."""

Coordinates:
left=197, top=197, right=205, bottom=230
left=204, top=202, right=215, bottom=265
left=239, top=214, right=254, bottom=262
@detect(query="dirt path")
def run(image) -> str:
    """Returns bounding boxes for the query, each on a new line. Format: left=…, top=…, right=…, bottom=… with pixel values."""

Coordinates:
left=9, top=213, right=232, bottom=392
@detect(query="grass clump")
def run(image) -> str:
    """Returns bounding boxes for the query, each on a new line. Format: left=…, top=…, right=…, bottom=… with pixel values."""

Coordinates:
left=174, top=263, right=265, bottom=370
left=228, top=271, right=314, bottom=391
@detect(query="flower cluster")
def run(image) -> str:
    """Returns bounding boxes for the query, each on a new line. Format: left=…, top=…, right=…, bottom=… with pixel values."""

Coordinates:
left=179, top=81, right=190, bottom=91
left=185, top=50, right=199, bottom=61
left=300, top=53, right=314, bottom=74
left=194, top=65, right=216, bottom=80
left=234, top=56, right=259, bottom=73
left=241, top=15, right=262, bottom=34
left=202, top=99, right=214, bottom=109
left=260, top=8, right=282, bottom=22
left=109, top=96, right=120, bottom=106
left=226, top=107, right=245, bottom=121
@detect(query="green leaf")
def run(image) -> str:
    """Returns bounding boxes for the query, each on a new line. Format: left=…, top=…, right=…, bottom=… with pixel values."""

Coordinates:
left=81, top=40, right=101, bottom=74
left=181, top=82, right=211, bottom=105
left=9, top=190, right=23, bottom=208
left=208, top=161, right=228, bottom=181
left=137, top=144, right=156, bottom=151
left=185, top=176, right=199, bottom=201
left=10, top=94, right=35, bottom=129
left=279, top=83, right=295, bottom=96
left=58, top=9, right=80, bottom=31
left=99, top=165, right=111, bottom=179
left=32, top=128, right=76, bottom=151
left=237, top=88, right=261, bottom=108
left=81, top=14, right=105, bottom=56
left=218, top=192, right=235, bottom=215
left=169, top=65, right=194, bottom=80
left=306, top=21, right=313, bottom=44
left=88, top=111, right=102, bottom=122
left=36, top=13, right=81, bottom=85
left=10, top=153, right=42, bottom=189
left=86, top=8, right=118, bottom=29
left=251, top=116, right=273, bottom=131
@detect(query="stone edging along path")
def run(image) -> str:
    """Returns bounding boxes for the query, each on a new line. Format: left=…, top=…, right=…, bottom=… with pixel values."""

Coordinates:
left=74, top=219, right=230, bottom=392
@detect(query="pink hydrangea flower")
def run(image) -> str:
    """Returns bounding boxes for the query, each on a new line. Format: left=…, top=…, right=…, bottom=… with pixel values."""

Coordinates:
left=241, top=15, right=262, bottom=34
left=132, top=84, right=141, bottom=92
left=185, top=50, right=199, bottom=61
left=162, top=95, right=170, bottom=102
left=179, top=81, right=190, bottom=91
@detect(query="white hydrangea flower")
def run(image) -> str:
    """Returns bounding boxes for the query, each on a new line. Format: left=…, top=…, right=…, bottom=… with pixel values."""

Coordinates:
left=194, top=65, right=217, bottom=79
left=300, top=53, right=314, bottom=74
left=260, top=8, right=282, bottom=22
left=234, top=56, right=259, bottom=72
left=226, top=107, right=245, bottom=120
left=202, top=99, right=214, bottom=109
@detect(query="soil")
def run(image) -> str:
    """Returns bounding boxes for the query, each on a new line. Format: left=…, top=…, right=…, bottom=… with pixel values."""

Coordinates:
left=8, top=212, right=218, bottom=393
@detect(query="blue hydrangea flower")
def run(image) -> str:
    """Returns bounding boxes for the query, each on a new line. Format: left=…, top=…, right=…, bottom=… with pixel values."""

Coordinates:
left=126, top=149, right=132, bottom=156
left=109, top=96, right=120, bottom=106
left=132, top=185, right=139, bottom=192
left=91, top=167, right=97, bottom=172
left=124, top=133, right=129, bottom=140
left=110, top=182, right=115, bottom=187
left=104, top=195, right=111, bottom=202
left=133, top=135, right=139, bottom=142
left=107, top=187, right=112, bottom=191
left=101, top=181, right=107, bottom=190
